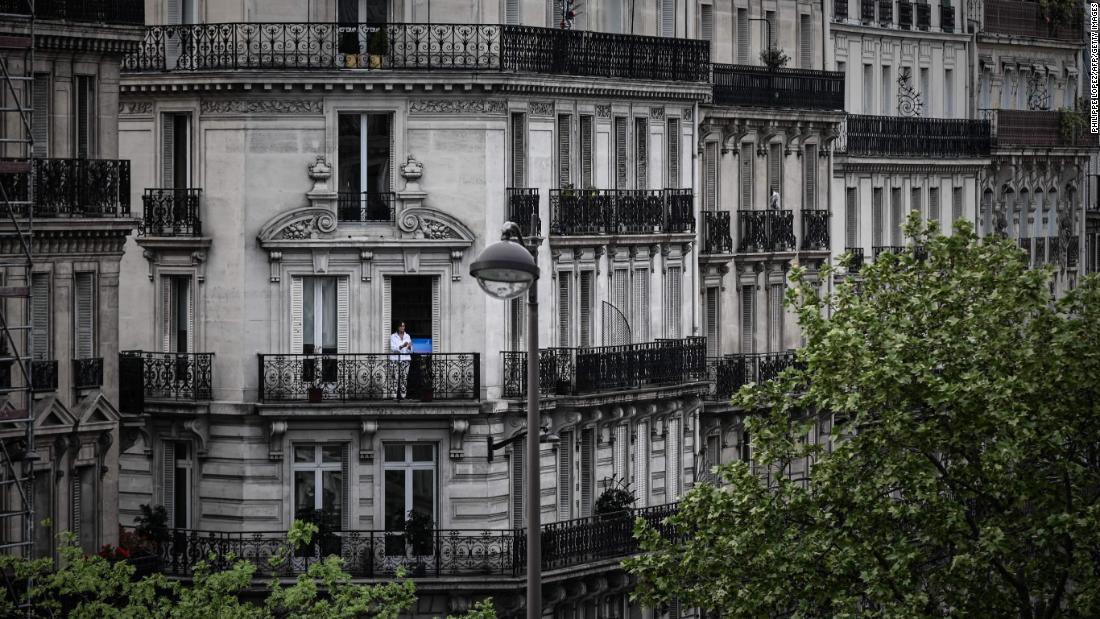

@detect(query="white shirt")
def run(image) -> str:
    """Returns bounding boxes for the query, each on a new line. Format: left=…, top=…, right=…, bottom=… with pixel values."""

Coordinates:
left=390, top=332, right=412, bottom=361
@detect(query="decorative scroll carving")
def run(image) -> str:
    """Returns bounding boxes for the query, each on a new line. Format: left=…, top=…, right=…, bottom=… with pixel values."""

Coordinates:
left=529, top=101, right=555, bottom=116
left=595, top=104, right=612, bottom=119
left=268, top=251, right=282, bottom=283
left=118, top=101, right=152, bottom=115
left=649, top=107, right=665, bottom=120
left=409, top=99, right=507, bottom=115
left=360, top=420, right=378, bottom=462
left=450, top=419, right=469, bottom=459
left=200, top=99, right=323, bottom=115
left=360, top=250, right=373, bottom=282
left=269, top=421, right=287, bottom=461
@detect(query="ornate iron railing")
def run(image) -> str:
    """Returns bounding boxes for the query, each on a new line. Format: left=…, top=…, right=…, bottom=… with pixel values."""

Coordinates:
left=940, top=3, right=955, bottom=32
left=121, top=351, right=214, bottom=401
left=702, top=211, right=732, bottom=254
left=834, top=0, right=849, bottom=20
left=872, top=245, right=906, bottom=260
left=711, top=64, right=845, bottom=110
left=336, top=191, right=396, bottom=222
left=549, top=189, right=694, bottom=236
left=878, top=0, right=894, bottom=25
left=122, top=23, right=709, bottom=82
left=981, top=109, right=1094, bottom=148
left=982, top=0, right=1083, bottom=40
left=899, top=0, right=914, bottom=27
left=1066, top=235, right=1079, bottom=268
left=845, top=247, right=866, bottom=273
left=737, top=210, right=796, bottom=253
left=915, top=1, right=931, bottom=29
left=507, top=188, right=541, bottom=238
left=31, top=360, right=57, bottom=393
left=141, top=188, right=202, bottom=236
left=72, top=358, right=103, bottom=390
left=861, top=0, right=877, bottom=23
left=501, top=337, right=706, bottom=398
left=0, top=0, right=144, bottom=24
left=540, top=503, right=681, bottom=570
left=842, top=115, right=991, bottom=158
left=0, top=158, right=130, bottom=218
left=801, top=210, right=830, bottom=250
left=705, top=352, right=800, bottom=402
left=259, top=353, right=479, bottom=402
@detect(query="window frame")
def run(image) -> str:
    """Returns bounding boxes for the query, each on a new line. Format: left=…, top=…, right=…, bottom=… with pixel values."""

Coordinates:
left=382, top=442, right=437, bottom=529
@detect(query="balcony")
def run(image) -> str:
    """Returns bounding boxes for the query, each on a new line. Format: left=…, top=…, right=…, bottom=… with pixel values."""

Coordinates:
left=141, top=188, right=202, bottom=236
left=119, top=351, right=214, bottom=406
left=845, top=247, right=866, bottom=272
left=711, top=64, right=845, bottom=111
left=878, top=0, right=893, bottom=25
left=915, top=1, right=931, bottom=30
left=549, top=188, right=694, bottom=236
left=501, top=337, right=706, bottom=398
left=940, top=3, right=956, bottom=32
left=31, top=360, right=57, bottom=393
left=0, top=158, right=130, bottom=218
left=72, top=358, right=103, bottom=390
left=842, top=115, right=992, bottom=158
left=899, top=1, right=914, bottom=28
left=507, top=188, right=541, bottom=238
left=705, top=351, right=799, bottom=402
left=737, top=210, right=796, bottom=253
left=0, top=0, right=144, bottom=25
left=873, top=245, right=905, bottom=260
left=131, top=502, right=679, bottom=579
left=701, top=211, right=733, bottom=254
left=834, top=0, right=848, bottom=20
left=122, top=23, right=710, bottom=82
left=982, top=0, right=1083, bottom=40
left=336, top=191, right=396, bottom=223
left=801, top=210, right=830, bottom=250
left=1019, top=236, right=1069, bottom=266
left=982, top=109, right=1094, bottom=148
left=259, top=352, right=479, bottom=403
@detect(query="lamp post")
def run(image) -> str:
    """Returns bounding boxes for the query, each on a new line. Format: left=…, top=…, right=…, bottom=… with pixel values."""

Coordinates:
left=470, top=222, right=541, bottom=619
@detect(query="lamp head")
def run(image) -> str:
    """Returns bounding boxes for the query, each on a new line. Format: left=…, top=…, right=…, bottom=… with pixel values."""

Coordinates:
left=469, top=223, right=539, bottom=300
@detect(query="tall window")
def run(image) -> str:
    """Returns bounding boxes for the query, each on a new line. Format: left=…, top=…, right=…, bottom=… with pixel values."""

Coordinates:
left=303, top=277, right=336, bottom=355
left=579, top=115, right=594, bottom=188
left=634, top=117, right=648, bottom=189
left=803, top=145, right=817, bottom=209
left=162, top=441, right=193, bottom=529
left=74, top=466, right=97, bottom=553
left=705, top=287, right=719, bottom=357
left=338, top=0, right=388, bottom=24
left=666, top=118, right=680, bottom=188
left=911, top=187, right=923, bottom=220
left=32, top=468, right=52, bottom=558
left=863, top=64, right=875, bottom=113
left=740, top=285, right=755, bottom=354
left=659, top=0, right=676, bottom=35
left=845, top=187, right=858, bottom=248
left=632, top=268, right=649, bottom=343
left=891, top=187, right=903, bottom=245
left=161, top=112, right=191, bottom=189
left=74, top=272, right=96, bottom=360
left=768, top=143, right=782, bottom=202
left=872, top=188, right=884, bottom=247
left=952, top=186, right=963, bottom=225
left=799, top=14, right=812, bottom=69
left=703, top=142, right=718, bottom=210
left=293, top=444, right=346, bottom=526
left=769, top=283, right=784, bottom=352
left=30, top=273, right=49, bottom=361
left=557, top=114, right=572, bottom=187
left=944, top=68, right=954, bottom=117
left=882, top=66, right=893, bottom=115
left=384, top=443, right=435, bottom=530
left=338, top=112, right=393, bottom=220
left=579, top=271, right=594, bottom=348
left=699, top=4, right=713, bottom=42
left=509, top=298, right=526, bottom=352
left=558, top=275, right=572, bottom=347
left=557, top=429, right=574, bottom=519
left=73, top=76, right=95, bottom=158
left=31, top=73, right=49, bottom=157
left=929, top=187, right=941, bottom=227
left=665, top=266, right=682, bottom=339
left=740, top=142, right=754, bottom=209
left=614, top=117, right=628, bottom=189
left=505, top=0, right=520, bottom=24
left=162, top=275, right=192, bottom=353
left=580, top=428, right=595, bottom=516
left=510, top=112, right=526, bottom=187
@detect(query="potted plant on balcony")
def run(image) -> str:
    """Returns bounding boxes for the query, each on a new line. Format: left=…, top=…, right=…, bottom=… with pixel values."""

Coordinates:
left=760, top=47, right=790, bottom=71
left=403, top=509, right=434, bottom=577
left=1058, top=106, right=1087, bottom=145
left=368, top=27, right=389, bottom=69
left=593, top=477, right=636, bottom=554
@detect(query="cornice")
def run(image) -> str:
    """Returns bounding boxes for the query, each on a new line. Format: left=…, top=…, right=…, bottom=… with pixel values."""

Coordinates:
left=835, top=156, right=993, bottom=174
left=2, top=21, right=143, bottom=55
left=830, top=20, right=978, bottom=43
left=0, top=221, right=137, bottom=256
left=547, top=232, right=695, bottom=248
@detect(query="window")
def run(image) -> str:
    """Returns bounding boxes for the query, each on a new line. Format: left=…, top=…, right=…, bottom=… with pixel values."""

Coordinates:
left=557, top=430, right=574, bottom=519
left=699, top=4, right=713, bottom=42
left=703, top=142, right=718, bottom=210
left=74, top=272, right=95, bottom=360
left=613, top=424, right=630, bottom=485
left=769, top=283, right=784, bottom=352
left=705, top=287, right=719, bottom=357
left=338, top=112, right=393, bottom=220
left=338, top=0, right=388, bottom=24
left=74, top=466, right=97, bottom=553
left=944, top=69, right=954, bottom=117
left=863, top=64, right=875, bottom=113
left=30, top=273, right=49, bottom=361
left=632, top=268, right=649, bottom=343
left=737, top=9, right=749, bottom=63
left=799, top=14, right=812, bottom=69
left=383, top=443, right=435, bottom=530
left=845, top=187, right=858, bottom=247
left=740, top=285, right=755, bottom=354
left=580, top=115, right=594, bottom=188
left=162, top=441, right=193, bottom=529
left=607, top=268, right=629, bottom=346
left=803, top=145, right=817, bottom=209
left=665, top=266, right=682, bottom=339
left=294, top=444, right=347, bottom=528
left=161, top=112, right=191, bottom=189
left=614, top=117, right=628, bottom=189
left=510, top=112, right=526, bottom=187
left=929, top=187, right=941, bottom=227
left=580, top=428, right=595, bottom=515
left=510, top=437, right=525, bottom=528
left=891, top=187, right=903, bottom=245
left=667, top=417, right=682, bottom=499
left=579, top=271, right=594, bottom=348
left=634, top=117, right=648, bottom=189
left=872, top=188, right=884, bottom=246
left=882, top=66, right=892, bottom=115
left=666, top=118, right=680, bottom=188
left=31, top=73, right=49, bottom=157
left=32, top=468, right=52, bottom=559
left=557, top=114, right=572, bottom=187
left=509, top=297, right=526, bottom=352
left=73, top=75, right=95, bottom=158
left=765, top=11, right=776, bottom=50
left=660, top=0, right=676, bottom=35
left=558, top=274, right=572, bottom=347
left=634, top=422, right=649, bottom=506
left=292, top=276, right=349, bottom=357
left=740, top=142, right=754, bottom=209
left=768, top=143, right=782, bottom=202
left=920, top=68, right=930, bottom=112
left=911, top=187, right=923, bottom=220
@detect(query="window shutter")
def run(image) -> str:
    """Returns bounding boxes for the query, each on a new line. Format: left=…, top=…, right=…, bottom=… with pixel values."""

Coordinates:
left=614, top=117, right=627, bottom=189
left=740, top=285, right=755, bottom=354
left=667, top=118, right=680, bottom=188
left=614, top=424, right=629, bottom=484
left=768, top=143, right=781, bottom=199
left=769, top=283, right=784, bottom=351
left=74, top=273, right=95, bottom=360
left=509, top=298, right=526, bottom=352
left=632, top=269, right=648, bottom=343
left=611, top=268, right=628, bottom=345
left=737, top=10, right=749, bottom=63
left=557, top=275, right=571, bottom=347
left=550, top=0, right=563, bottom=27
left=703, top=142, right=717, bottom=211
left=161, top=114, right=175, bottom=188
left=31, top=74, right=49, bottom=158
left=31, top=273, right=49, bottom=361
left=952, top=187, right=963, bottom=225
left=666, top=266, right=681, bottom=339
left=75, top=76, right=94, bottom=159
left=337, top=277, right=349, bottom=354
left=661, top=0, right=676, bottom=36
left=166, top=0, right=181, bottom=23
left=891, top=188, right=903, bottom=245
left=160, top=276, right=172, bottom=352
left=381, top=277, right=391, bottom=352
left=557, top=114, right=571, bottom=187
left=705, top=287, right=718, bottom=357
left=634, top=118, right=647, bottom=190
left=803, top=145, right=817, bottom=209
left=700, top=4, right=713, bottom=40
left=557, top=430, right=573, bottom=520
left=872, top=188, right=884, bottom=247
left=161, top=441, right=176, bottom=527
left=511, top=113, right=526, bottom=187
left=911, top=187, right=922, bottom=220
left=291, top=276, right=304, bottom=354
left=341, top=445, right=350, bottom=530
left=580, top=115, right=593, bottom=188
left=740, top=143, right=754, bottom=210
left=929, top=187, right=940, bottom=227
left=506, top=0, right=520, bottom=25
left=634, top=422, right=648, bottom=507
left=70, top=475, right=81, bottom=538
left=184, top=279, right=194, bottom=353
left=511, top=439, right=524, bottom=528
left=845, top=188, right=858, bottom=247
left=431, top=277, right=441, bottom=353
left=667, top=417, right=681, bottom=499
left=580, top=428, right=594, bottom=516
left=387, top=116, right=396, bottom=192
left=579, top=271, right=592, bottom=348
left=800, top=14, right=812, bottom=69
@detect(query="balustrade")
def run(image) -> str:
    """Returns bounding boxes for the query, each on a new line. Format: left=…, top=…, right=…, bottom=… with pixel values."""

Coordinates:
left=31, top=360, right=57, bottom=393
left=73, top=358, right=103, bottom=389
left=873, top=245, right=906, bottom=260
left=507, top=188, right=541, bottom=238
left=982, top=0, right=1083, bottom=40
left=702, top=211, right=732, bottom=254
left=983, top=110, right=1094, bottom=148
left=336, top=191, right=396, bottom=222
left=0, top=158, right=130, bottom=218
left=0, top=0, right=144, bottom=24
left=259, top=352, right=479, bottom=402
left=141, top=188, right=202, bottom=236
left=120, top=351, right=214, bottom=402
left=705, top=351, right=799, bottom=402
left=843, top=115, right=991, bottom=158
left=737, top=210, right=796, bottom=253
left=801, top=210, right=830, bottom=250
left=711, top=64, right=845, bottom=110
left=549, top=189, right=694, bottom=236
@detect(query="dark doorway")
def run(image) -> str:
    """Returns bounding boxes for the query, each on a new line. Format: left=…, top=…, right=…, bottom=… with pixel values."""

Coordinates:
left=390, top=276, right=433, bottom=352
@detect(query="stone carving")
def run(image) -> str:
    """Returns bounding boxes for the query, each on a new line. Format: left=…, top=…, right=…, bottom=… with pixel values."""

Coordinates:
left=280, top=212, right=336, bottom=240
left=897, top=68, right=923, bottom=117
left=595, top=104, right=611, bottom=119
left=650, top=107, right=665, bottom=120
left=529, top=101, right=555, bottom=116
left=200, top=99, right=323, bottom=114
left=401, top=155, right=423, bottom=181
left=1026, top=72, right=1050, bottom=111
left=423, top=219, right=461, bottom=239
left=118, top=101, right=152, bottom=115
left=408, top=99, right=507, bottom=115
left=683, top=107, right=693, bottom=121
left=307, top=156, right=332, bottom=193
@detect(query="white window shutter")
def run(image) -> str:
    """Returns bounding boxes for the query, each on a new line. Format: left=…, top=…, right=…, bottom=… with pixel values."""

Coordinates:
left=768, top=143, right=782, bottom=199
left=952, top=187, right=963, bottom=225
left=558, top=275, right=572, bottom=347
left=668, top=417, right=681, bottom=499
left=184, top=279, right=194, bottom=353
left=31, top=273, right=49, bottom=361
left=161, top=114, right=175, bottom=188
left=737, top=9, right=749, bottom=63
left=31, top=74, right=49, bottom=158
left=511, top=113, right=526, bottom=187
left=770, top=283, right=784, bottom=351
left=705, top=287, right=718, bottom=357
left=340, top=445, right=350, bottom=530
left=703, top=142, right=717, bottom=211
left=75, top=76, right=94, bottom=159
left=614, top=117, right=628, bottom=190
left=580, top=428, right=594, bottom=516
left=632, top=269, right=648, bottom=343
left=337, top=277, right=349, bottom=354
left=431, top=277, right=441, bottom=352
left=740, top=143, right=754, bottom=210
left=506, top=0, right=520, bottom=25
left=550, top=0, right=563, bottom=27
left=700, top=4, right=713, bottom=41
left=387, top=116, right=396, bottom=192
left=161, top=441, right=176, bottom=527
left=634, top=422, right=648, bottom=507
left=381, top=277, right=391, bottom=352
left=70, top=476, right=81, bottom=538
left=800, top=14, right=812, bottom=68
left=911, top=187, right=922, bottom=219
left=74, top=273, right=95, bottom=360
left=166, top=0, right=181, bottom=23
left=557, top=114, right=571, bottom=187
left=661, top=0, right=676, bottom=36
left=741, top=286, right=755, bottom=354
left=667, top=118, right=680, bottom=189
left=557, top=430, right=573, bottom=520
left=579, top=271, right=592, bottom=348
left=634, top=118, right=647, bottom=190
left=665, top=266, right=681, bottom=339
left=291, top=276, right=304, bottom=355
left=872, top=189, right=884, bottom=247
left=614, top=424, right=629, bottom=484
left=803, top=145, right=817, bottom=210
left=580, top=115, right=593, bottom=188
left=929, top=188, right=941, bottom=227
left=611, top=268, right=628, bottom=346
left=511, top=439, right=525, bottom=528
left=160, top=276, right=172, bottom=352
left=845, top=188, right=858, bottom=247
left=509, top=298, right=526, bottom=352
left=891, top=188, right=903, bottom=245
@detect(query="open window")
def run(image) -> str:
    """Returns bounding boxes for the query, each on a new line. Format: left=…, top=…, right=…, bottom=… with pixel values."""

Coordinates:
left=337, top=112, right=394, bottom=221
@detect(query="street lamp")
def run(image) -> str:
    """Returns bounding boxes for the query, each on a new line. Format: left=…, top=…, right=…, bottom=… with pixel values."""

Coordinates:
left=470, top=222, right=541, bottom=619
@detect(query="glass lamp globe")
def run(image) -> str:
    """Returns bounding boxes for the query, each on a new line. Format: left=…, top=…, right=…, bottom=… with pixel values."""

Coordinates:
left=470, top=237, right=539, bottom=301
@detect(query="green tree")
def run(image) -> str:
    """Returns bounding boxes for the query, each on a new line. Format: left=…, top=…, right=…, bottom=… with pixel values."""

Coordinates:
left=627, top=218, right=1100, bottom=618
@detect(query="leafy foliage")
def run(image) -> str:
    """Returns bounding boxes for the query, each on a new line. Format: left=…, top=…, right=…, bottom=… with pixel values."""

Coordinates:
left=594, top=476, right=636, bottom=517
left=759, top=47, right=790, bottom=71
left=627, top=217, right=1100, bottom=617
left=134, top=504, right=170, bottom=545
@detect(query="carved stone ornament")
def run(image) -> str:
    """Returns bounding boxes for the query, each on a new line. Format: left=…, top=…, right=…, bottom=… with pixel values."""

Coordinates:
left=269, top=421, right=287, bottom=461
left=401, top=155, right=424, bottom=181
left=200, top=99, right=323, bottom=115
left=529, top=101, right=555, bottom=116
left=683, top=107, right=693, bottom=121
left=595, top=104, right=611, bottom=119
left=307, top=156, right=333, bottom=193
left=257, top=207, right=339, bottom=243
left=398, top=209, right=462, bottom=240
left=360, top=420, right=378, bottom=462
left=118, top=101, right=152, bottom=115
left=650, top=107, right=665, bottom=120
left=409, top=99, right=507, bottom=115
left=450, top=419, right=469, bottom=460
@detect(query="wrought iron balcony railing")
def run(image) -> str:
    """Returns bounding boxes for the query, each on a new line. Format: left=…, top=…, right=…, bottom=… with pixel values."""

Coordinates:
left=128, top=502, right=679, bottom=578
left=1066, top=236, right=1079, bottom=268
left=845, top=247, right=866, bottom=273
left=141, top=188, right=202, bottom=236
left=711, top=64, right=845, bottom=110
left=702, top=211, right=733, bottom=254
left=915, top=1, right=931, bottom=29
left=737, top=210, right=796, bottom=253
left=842, top=115, right=992, bottom=158
left=873, top=245, right=906, bottom=260
left=549, top=188, right=695, bottom=236
left=801, top=210, right=830, bottom=250
left=834, top=0, right=849, bottom=20
left=878, top=0, right=894, bottom=25
left=705, top=351, right=800, bottom=402
left=501, top=337, right=706, bottom=398
left=336, top=191, right=396, bottom=223
left=940, top=3, right=955, bottom=32
left=72, top=358, right=103, bottom=390
left=980, top=109, right=1094, bottom=148
left=0, top=0, right=144, bottom=25
left=0, top=158, right=130, bottom=218
left=259, top=353, right=479, bottom=402
left=119, top=351, right=215, bottom=403
left=507, top=188, right=541, bottom=238
left=122, top=23, right=710, bottom=82
left=982, top=0, right=1083, bottom=40
left=31, top=360, right=57, bottom=393
left=861, top=0, right=876, bottom=22
left=898, top=0, right=914, bottom=28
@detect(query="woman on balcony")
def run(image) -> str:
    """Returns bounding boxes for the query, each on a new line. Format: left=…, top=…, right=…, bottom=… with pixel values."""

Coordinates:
left=390, top=321, right=412, bottom=399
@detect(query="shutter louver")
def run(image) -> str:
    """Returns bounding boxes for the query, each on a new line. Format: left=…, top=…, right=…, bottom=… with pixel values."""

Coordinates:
left=741, top=286, right=755, bottom=354
left=337, top=277, right=349, bottom=354
left=162, top=442, right=176, bottom=527
left=661, top=0, right=676, bottom=36
left=550, top=0, right=563, bottom=27
left=511, top=113, right=526, bottom=187
left=506, top=0, right=520, bottom=25
left=557, top=430, right=573, bottom=520
left=580, top=428, right=594, bottom=516
left=381, top=277, right=391, bottom=352
left=160, top=276, right=172, bottom=352
left=768, top=143, right=781, bottom=199
left=509, top=298, right=526, bottom=352
left=431, top=277, right=441, bottom=353
left=891, top=188, right=903, bottom=245
left=611, top=268, right=628, bottom=345
left=872, top=189, right=884, bottom=247
left=632, top=269, right=648, bottom=343
left=161, top=115, right=175, bottom=188
left=558, top=275, right=571, bottom=347
left=705, top=287, right=718, bottom=357
left=952, top=187, right=963, bottom=225
left=737, top=10, right=749, bottom=63
left=341, top=445, right=350, bottom=530
left=929, top=188, right=940, bottom=227
left=703, top=142, right=717, bottom=211
left=74, top=273, right=95, bottom=360
left=184, top=279, right=194, bottom=353
left=31, top=274, right=49, bottom=361
left=31, top=74, right=49, bottom=158
left=845, top=188, right=858, bottom=247
left=666, top=266, right=681, bottom=339
left=634, top=118, right=647, bottom=190
left=804, top=145, right=817, bottom=209
left=580, top=116, right=593, bottom=188
left=700, top=5, right=713, bottom=40
left=511, top=439, right=524, bottom=528
left=70, top=476, right=81, bottom=538
left=800, top=14, right=812, bottom=68
left=579, top=271, right=592, bottom=348
left=740, top=143, right=754, bottom=210
left=911, top=187, right=922, bottom=219
left=770, top=284, right=784, bottom=351
left=614, top=117, right=628, bottom=189
left=667, top=118, right=680, bottom=188
left=291, top=277, right=304, bottom=354
left=76, top=76, right=93, bottom=159
left=614, top=424, right=629, bottom=483
left=634, top=423, right=648, bottom=507
left=557, top=115, right=571, bottom=188
left=668, top=418, right=681, bottom=499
